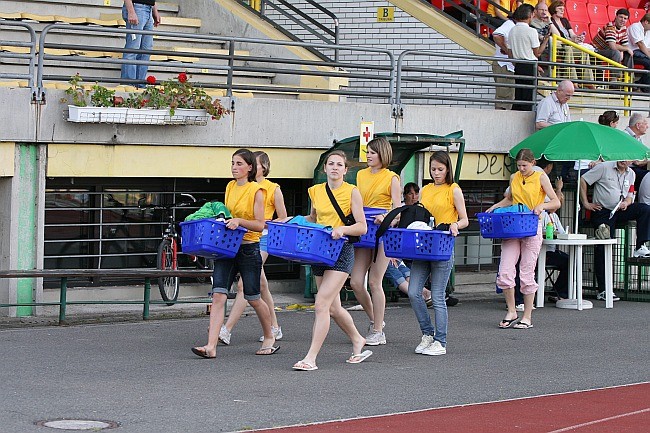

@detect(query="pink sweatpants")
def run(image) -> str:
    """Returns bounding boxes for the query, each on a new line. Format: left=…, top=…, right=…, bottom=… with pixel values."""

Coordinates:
left=496, top=222, right=543, bottom=295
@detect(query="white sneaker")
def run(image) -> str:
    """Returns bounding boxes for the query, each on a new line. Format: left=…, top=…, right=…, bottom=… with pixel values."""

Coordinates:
left=258, top=326, right=283, bottom=342
left=596, top=290, right=620, bottom=302
left=218, top=325, right=231, bottom=345
left=365, top=330, right=387, bottom=346
left=515, top=304, right=535, bottom=312
left=633, top=244, right=650, bottom=258
left=367, top=320, right=386, bottom=334
left=415, top=335, right=434, bottom=354
left=421, top=340, right=446, bottom=356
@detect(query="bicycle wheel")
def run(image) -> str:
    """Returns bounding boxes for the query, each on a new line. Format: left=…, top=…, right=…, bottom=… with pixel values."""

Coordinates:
left=157, top=239, right=180, bottom=305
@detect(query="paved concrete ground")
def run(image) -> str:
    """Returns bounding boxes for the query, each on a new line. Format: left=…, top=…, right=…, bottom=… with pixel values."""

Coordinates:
left=1, top=279, right=648, bottom=433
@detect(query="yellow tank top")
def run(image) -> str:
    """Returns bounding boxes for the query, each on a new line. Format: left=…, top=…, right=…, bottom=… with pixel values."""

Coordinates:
left=510, top=171, right=545, bottom=210
left=356, top=167, right=399, bottom=210
left=225, top=180, right=265, bottom=242
left=308, top=182, right=356, bottom=227
left=420, top=182, right=460, bottom=224
left=258, top=178, right=279, bottom=220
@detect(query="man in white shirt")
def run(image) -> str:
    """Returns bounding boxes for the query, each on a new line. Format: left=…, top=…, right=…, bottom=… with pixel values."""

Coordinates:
left=627, top=14, right=650, bottom=92
left=507, top=4, right=550, bottom=111
left=535, top=80, right=574, bottom=129
left=492, top=19, right=516, bottom=110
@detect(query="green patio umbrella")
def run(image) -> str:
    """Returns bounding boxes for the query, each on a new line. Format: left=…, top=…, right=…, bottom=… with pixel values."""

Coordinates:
left=510, top=121, right=650, bottom=162
left=509, top=121, right=650, bottom=233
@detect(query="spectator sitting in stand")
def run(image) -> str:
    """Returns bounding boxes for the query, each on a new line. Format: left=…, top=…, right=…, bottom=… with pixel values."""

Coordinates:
left=627, top=14, right=650, bottom=93
left=548, top=1, right=595, bottom=87
left=487, top=0, right=511, bottom=28
left=580, top=160, right=650, bottom=301
left=591, top=9, right=634, bottom=72
left=535, top=80, right=574, bottom=130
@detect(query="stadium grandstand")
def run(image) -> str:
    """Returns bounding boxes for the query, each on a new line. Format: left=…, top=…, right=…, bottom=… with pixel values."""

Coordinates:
left=1, top=0, right=648, bottom=317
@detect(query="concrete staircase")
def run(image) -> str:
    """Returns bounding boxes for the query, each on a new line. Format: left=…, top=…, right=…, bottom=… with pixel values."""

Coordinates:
left=0, top=0, right=318, bottom=99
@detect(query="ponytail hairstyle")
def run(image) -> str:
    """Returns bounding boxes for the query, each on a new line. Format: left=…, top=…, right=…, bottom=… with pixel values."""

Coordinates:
left=233, top=148, right=257, bottom=182
left=598, top=110, right=619, bottom=126
left=253, top=151, right=271, bottom=177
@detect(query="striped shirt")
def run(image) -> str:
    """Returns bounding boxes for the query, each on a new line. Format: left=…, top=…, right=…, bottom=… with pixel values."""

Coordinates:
left=592, top=22, right=628, bottom=50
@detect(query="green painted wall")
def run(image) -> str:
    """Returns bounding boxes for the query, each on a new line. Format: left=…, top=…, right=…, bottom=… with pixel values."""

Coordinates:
left=15, top=144, right=37, bottom=316
left=401, top=154, right=416, bottom=186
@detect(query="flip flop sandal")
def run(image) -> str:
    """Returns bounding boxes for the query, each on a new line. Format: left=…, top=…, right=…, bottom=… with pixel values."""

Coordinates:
left=255, top=346, right=280, bottom=355
left=346, top=349, right=373, bottom=364
left=498, top=318, right=518, bottom=329
left=292, top=360, right=318, bottom=371
left=513, top=321, right=534, bottom=329
left=191, top=347, right=216, bottom=359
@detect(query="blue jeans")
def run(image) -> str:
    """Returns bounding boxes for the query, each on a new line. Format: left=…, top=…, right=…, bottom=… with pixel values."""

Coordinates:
left=210, top=243, right=262, bottom=301
left=385, top=261, right=410, bottom=286
left=121, top=3, right=154, bottom=85
left=407, top=253, right=453, bottom=347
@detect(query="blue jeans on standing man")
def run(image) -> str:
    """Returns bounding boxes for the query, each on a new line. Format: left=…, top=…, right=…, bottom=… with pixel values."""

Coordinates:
left=407, top=253, right=453, bottom=347
left=121, top=3, right=154, bottom=86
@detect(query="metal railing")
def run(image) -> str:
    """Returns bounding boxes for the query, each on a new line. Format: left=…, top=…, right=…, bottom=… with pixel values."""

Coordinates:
left=34, top=23, right=393, bottom=105
left=256, top=0, right=340, bottom=62
left=0, top=22, right=648, bottom=113
left=0, top=269, right=216, bottom=324
left=395, top=49, right=650, bottom=114
left=0, top=20, right=37, bottom=91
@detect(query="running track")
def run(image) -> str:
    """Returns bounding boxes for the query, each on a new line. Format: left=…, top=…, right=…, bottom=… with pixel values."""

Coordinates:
left=246, top=383, right=650, bottom=433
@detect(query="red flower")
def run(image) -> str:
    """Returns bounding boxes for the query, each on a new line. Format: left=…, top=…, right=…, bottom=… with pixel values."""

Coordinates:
left=146, top=76, right=156, bottom=85
left=178, top=72, right=188, bottom=83
left=140, top=99, right=148, bottom=107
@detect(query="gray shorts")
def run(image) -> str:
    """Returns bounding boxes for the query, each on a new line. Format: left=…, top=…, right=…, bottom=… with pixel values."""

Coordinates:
left=311, top=242, right=354, bottom=276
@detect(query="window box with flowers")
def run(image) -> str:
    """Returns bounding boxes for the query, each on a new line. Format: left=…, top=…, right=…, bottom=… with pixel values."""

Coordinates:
left=63, top=73, right=229, bottom=125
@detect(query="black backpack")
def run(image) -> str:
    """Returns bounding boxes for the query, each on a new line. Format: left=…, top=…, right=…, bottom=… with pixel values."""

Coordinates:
left=373, top=203, right=432, bottom=261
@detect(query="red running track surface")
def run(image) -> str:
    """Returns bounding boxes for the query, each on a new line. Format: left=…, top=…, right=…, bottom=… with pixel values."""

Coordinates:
left=248, top=382, right=650, bottom=433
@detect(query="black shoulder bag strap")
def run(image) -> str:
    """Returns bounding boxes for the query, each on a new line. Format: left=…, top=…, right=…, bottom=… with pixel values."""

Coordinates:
left=373, top=204, right=409, bottom=262
left=325, top=183, right=358, bottom=243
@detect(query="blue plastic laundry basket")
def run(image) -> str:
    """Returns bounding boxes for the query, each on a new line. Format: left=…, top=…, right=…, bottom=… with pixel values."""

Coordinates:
left=354, top=207, right=386, bottom=248
left=266, top=221, right=346, bottom=266
left=180, top=218, right=246, bottom=259
left=383, top=228, right=454, bottom=261
left=476, top=212, right=539, bottom=239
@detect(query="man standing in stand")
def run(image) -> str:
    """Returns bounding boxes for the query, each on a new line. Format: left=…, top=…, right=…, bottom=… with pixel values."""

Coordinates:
left=121, top=0, right=161, bottom=87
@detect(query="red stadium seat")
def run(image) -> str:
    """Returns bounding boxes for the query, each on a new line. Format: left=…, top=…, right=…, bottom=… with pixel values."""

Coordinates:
left=565, top=1, right=590, bottom=22
left=572, top=21, right=592, bottom=42
left=591, top=0, right=608, bottom=4
left=590, top=23, right=603, bottom=41
left=629, top=7, right=646, bottom=21
left=588, top=2, right=611, bottom=23
left=608, top=0, right=628, bottom=7
left=625, top=0, right=645, bottom=8
left=608, top=5, right=620, bottom=19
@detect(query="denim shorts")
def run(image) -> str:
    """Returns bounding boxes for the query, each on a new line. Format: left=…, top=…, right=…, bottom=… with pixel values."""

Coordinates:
left=385, top=261, right=410, bottom=286
left=259, top=232, right=268, bottom=252
left=311, top=242, right=355, bottom=276
left=210, top=243, right=262, bottom=301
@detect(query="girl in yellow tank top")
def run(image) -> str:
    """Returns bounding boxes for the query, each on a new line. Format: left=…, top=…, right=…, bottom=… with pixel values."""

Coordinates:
left=406, top=151, right=469, bottom=355
left=350, top=137, right=401, bottom=346
left=192, top=149, right=277, bottom=360
left=293, top=150, right=371, bottom=371
left=222, top=151, right=288, bottom=346
left=487, top=148, right=560, bottom=331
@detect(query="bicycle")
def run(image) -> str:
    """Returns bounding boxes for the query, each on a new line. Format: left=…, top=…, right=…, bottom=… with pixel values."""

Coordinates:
left=141, top=194, right=212, bottom=305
